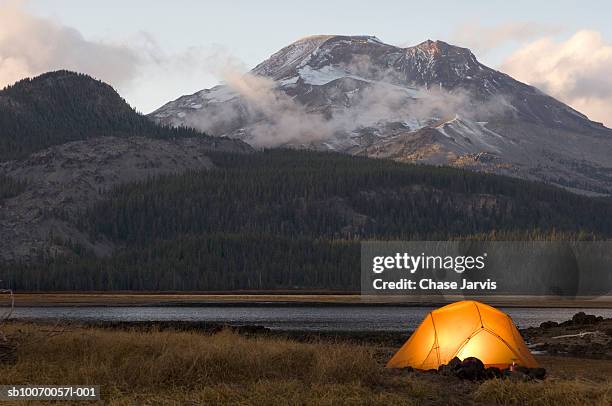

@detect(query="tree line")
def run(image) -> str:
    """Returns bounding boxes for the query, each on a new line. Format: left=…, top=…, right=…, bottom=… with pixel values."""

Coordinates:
left=1, top=149, right=610, bottom=291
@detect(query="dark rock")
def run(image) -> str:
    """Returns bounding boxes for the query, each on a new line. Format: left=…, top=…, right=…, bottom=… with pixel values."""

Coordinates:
left=448, top=356, right=462, bottom=370
left=485, top=367, right=502, bottom=379
left=434, top=357, right=547, bottom=381
left=455, top=357, right=486, bottom=381
left=539, top=321, right=559, bottom=329
left=515, top=365, right=531, bottom=375
left=572, top=312, right=600, bottom=325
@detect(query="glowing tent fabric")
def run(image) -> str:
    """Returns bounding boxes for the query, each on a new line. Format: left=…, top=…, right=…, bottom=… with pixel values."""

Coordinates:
left=386, top=300, right=539, bottom=370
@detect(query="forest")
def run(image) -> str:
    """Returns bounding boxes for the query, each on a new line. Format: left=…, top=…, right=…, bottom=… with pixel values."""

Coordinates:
left=2, top=149, right=611, bottom=291
left=0, top=70, right=208, bottom=160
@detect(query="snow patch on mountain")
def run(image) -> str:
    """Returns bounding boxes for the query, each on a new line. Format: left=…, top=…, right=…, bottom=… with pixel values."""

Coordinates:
left=149, top=34, right=612, bottom=195
left=198, top=85, right=237, bottom=103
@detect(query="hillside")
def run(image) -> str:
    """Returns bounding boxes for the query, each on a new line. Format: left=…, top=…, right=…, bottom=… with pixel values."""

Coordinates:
left=0, top=71, right=252, bottom=262
left=3, top=149, right=611, bottom=291
left=0, top=70, right=221, bottom=160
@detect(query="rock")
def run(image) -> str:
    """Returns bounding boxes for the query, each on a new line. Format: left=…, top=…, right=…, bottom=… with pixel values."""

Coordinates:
left=438, top=356, right=462, bottom=375
left=515, top=366, right=531, bottom=375
left=572, top=312, right=600, bottom=325
left=540, top=321, right=559, bottom=329
left=434, top=357, right=546, bottom=381
left=455, top=357, right=487, bottom=381
left=447, top=356, right=462, bottom=370
left=485, top=367, right=502, bottom=379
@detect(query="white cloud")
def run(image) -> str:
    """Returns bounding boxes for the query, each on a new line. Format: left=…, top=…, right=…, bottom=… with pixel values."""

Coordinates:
left=0, top=0, right=142, bottom=89
left=451, top=21, right=563, bottom=54
left=0, top=0, right=227, bottom=113
left=501, top=30, right=612, bottom=127
left=185, top=56, right=511, bottom=148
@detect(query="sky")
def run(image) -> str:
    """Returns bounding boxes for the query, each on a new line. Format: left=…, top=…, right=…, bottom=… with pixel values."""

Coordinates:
left=1, top=0, right=611, bottom=125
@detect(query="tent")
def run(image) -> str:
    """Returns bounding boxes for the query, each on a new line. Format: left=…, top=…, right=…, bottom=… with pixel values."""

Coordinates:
left=386, top=300, right=539, bottom=370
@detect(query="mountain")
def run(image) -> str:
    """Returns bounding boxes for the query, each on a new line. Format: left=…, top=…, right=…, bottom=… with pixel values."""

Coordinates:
left=1, top=68, right=611, bottom=291
left=0, top=71, right=251, bottom=261
left=0, top=70, right=249, bottom=160
left=149, top=35, right=612, bottom=196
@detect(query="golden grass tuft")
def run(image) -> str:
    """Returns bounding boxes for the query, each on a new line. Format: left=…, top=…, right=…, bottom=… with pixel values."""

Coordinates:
left=1, top=325, right=381, bottom=389
left=474, top=378, right=612, bottom=405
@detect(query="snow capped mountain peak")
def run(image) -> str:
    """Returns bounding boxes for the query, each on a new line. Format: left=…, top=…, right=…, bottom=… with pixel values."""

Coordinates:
left=251, top=35, right=333, bottom=80
left=252, top=35, right=489, bottom=91
left=252, top=35, right=391, bottom=81
left=149, top=34, right=612, bottom=196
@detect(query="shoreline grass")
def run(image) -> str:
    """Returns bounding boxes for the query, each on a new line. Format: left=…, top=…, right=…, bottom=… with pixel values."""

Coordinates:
left=0, top=323, right=610, bottom=405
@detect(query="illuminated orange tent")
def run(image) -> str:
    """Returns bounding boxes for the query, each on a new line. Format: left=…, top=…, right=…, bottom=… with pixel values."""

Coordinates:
left=386, top=300, right=539, bottom=370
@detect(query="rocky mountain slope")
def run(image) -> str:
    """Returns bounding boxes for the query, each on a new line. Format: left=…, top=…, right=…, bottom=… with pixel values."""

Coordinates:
left=150, top=35, right=612, bottom=195
left=0, top=72, right=251, bottom=261
left=0, top=136, right=250, bottom=262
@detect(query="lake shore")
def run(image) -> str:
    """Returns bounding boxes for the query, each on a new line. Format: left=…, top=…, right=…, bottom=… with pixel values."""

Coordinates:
left=0, top=320, right=610, bottom=405
left=8, top=292, right=612, bottom=308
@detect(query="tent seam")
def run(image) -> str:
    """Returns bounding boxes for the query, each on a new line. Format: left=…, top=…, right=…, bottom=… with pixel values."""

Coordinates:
left=474, top=301, right=484, bottom=328
left=482, top=327, right=525, bottom=364
left=450, top=327, right=482, bottom=361
left=424, top=312, right=440, bottom=368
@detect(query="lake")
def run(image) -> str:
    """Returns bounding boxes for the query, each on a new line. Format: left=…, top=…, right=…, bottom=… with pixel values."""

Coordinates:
left=6, top=306, right=612, bottom=332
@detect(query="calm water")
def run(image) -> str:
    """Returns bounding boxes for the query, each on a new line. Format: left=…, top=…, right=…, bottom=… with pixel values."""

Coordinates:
left=6, top=306, right=612, bottom=332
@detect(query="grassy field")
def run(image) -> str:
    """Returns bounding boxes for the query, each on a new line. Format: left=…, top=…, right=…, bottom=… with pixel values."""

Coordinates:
left=0, top=322, right=610, bottom=405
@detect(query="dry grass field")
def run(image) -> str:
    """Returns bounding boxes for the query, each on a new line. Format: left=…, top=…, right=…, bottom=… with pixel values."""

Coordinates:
left=0, top=322, right=610, bottom=405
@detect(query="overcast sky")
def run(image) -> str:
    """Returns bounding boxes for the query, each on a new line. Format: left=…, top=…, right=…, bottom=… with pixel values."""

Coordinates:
left=1, top=0, right=611, bottom=126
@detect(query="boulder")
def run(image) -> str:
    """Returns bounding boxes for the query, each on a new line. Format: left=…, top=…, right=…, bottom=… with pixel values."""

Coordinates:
left=433, top=357, right=546, bottom=381
left=485, top=367, right=502, bottom=379
left=455, top=357, right=487, bottom=381
left=572, top=312, right=600, bottom=325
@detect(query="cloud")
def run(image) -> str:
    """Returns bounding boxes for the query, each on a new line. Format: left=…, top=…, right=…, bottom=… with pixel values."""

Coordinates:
left=188, top=55, right=511, bottom=148
left=500, top=30, right=612, bottom=127
left=0, top=0, right=143, bottom=89
left=0, top=0, right=229, bottom=113
left=451, top=21, right=563, bottom=54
